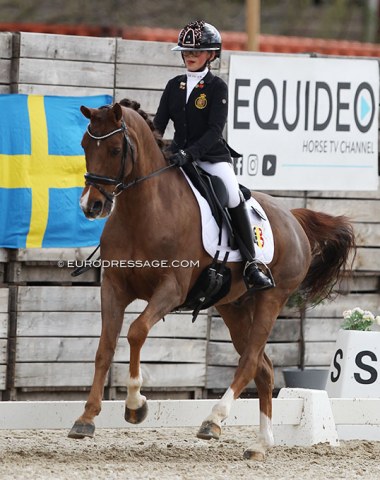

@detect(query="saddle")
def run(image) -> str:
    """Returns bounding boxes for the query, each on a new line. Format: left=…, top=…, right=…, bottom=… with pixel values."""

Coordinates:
left=182, top=162, right=251, bottom=248
left=176, top=162, right=252, bottom=321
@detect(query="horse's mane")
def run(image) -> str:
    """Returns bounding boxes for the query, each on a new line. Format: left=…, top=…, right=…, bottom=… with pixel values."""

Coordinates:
left=118, top=98, right=166, bottom=152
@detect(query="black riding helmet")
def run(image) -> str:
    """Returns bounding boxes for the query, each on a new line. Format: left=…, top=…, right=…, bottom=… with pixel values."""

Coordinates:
left=172, top=20, right=222, bottom=58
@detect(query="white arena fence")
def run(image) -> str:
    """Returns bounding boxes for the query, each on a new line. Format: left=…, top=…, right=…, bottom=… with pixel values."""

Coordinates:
left=0, top=389, right=379, bottom=446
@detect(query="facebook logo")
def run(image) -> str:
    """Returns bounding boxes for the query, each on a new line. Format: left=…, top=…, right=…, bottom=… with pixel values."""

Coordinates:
left=262, top=155, right=277, bottom=176
left=232, top=156, right=243, bottom=175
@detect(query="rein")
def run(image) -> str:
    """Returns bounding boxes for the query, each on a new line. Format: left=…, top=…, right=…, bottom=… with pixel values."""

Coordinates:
left=84, top=120, right=174, bottom=202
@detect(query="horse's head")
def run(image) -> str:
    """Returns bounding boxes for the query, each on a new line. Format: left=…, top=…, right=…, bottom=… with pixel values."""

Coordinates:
left=79, top=103, right=133, bottom=219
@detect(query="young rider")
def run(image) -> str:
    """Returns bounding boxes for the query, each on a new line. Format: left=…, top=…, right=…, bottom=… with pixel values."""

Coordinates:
left=154, top=20, right=273, bottom=291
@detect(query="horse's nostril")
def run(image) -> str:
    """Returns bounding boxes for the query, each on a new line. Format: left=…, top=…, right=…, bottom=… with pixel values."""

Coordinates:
left=91, top=201, right=103, bottom=215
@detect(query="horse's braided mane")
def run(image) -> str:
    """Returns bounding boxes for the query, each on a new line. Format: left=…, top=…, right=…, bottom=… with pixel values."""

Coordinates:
left=118, top=98, right=166, bottom=152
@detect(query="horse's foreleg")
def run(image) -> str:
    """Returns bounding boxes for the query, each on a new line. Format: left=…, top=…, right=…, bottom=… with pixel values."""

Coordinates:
left=68, top=280, right=132, bottom=439
left=124, top=276, right=184, bottom=424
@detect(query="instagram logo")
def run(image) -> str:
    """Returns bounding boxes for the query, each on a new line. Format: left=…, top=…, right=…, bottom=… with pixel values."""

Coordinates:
left=247, top=154, right=258, bottom=176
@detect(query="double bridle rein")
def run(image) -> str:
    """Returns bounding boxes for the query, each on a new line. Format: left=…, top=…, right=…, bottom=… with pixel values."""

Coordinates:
left=84, top=118, right=173, bottom=203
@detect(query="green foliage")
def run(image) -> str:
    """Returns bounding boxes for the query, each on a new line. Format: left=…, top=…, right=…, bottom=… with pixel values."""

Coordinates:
left=342, top=308, right=380, bottom=331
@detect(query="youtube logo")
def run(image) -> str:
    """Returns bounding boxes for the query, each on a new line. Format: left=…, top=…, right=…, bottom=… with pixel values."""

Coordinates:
left=262, top=155, right=277, bottom=176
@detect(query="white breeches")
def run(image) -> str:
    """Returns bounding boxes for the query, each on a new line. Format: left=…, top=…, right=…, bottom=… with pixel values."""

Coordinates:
left=196, top=160, right=241, bottom=208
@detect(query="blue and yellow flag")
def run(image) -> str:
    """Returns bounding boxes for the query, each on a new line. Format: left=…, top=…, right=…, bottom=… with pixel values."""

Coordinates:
left=0, top=94, right=112, bottom=248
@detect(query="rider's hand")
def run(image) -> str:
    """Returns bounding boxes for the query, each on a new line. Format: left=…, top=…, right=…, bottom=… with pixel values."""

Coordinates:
left=169, top=150, right=192, bottom=167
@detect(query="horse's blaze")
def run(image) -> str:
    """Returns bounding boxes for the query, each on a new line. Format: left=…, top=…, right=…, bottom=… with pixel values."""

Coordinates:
left=124, top=402, right=148, bottom=424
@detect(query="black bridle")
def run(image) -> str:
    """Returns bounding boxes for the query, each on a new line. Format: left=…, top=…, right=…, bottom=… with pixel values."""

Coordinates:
left=84, top=118, right=173, bottom=203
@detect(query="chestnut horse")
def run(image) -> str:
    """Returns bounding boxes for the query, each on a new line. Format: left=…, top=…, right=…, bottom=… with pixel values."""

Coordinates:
left=68, top=100, right=356, bottom=459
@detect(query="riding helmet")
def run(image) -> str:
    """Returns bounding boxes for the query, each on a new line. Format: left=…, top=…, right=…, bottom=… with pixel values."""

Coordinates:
left=172, top=20, right=222, bottom=57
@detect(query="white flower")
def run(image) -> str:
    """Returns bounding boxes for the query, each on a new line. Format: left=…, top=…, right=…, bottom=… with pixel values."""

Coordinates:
left=341, top=307, right=380, bottom=331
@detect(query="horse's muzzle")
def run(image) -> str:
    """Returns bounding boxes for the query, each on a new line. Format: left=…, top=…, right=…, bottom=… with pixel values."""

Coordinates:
left=80, top=189, right=112, bottom=219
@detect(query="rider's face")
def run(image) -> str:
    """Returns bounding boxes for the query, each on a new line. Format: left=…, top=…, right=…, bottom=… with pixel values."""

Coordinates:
left=182, top=51, right=214, bottom=71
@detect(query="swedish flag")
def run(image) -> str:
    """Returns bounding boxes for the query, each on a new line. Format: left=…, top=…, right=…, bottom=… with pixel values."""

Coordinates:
left=0, top=94, right=112, bottom=248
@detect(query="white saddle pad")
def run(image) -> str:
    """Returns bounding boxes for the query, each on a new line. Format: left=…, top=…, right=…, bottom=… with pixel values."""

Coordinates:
left=182, top=171, right=274, bottom=264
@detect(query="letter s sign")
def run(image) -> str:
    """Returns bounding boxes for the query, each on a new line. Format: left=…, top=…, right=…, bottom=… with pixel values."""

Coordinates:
left=354, top=350, right=378, bottom=385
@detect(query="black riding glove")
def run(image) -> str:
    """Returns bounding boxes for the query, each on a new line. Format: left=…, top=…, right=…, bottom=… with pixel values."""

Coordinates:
left=169, top=149, right=192, bottom=167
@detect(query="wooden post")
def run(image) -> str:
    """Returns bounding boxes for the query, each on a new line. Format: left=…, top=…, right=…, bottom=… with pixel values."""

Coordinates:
left=246, top=0, right=260, bottom=51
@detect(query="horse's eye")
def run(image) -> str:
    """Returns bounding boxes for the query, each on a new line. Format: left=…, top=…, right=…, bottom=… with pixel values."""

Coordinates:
left=111, top=147, right=122, bottom=156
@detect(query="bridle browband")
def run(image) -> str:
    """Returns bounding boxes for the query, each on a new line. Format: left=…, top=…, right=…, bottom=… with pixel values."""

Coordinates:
left=84, top=114, right=173, bottom=203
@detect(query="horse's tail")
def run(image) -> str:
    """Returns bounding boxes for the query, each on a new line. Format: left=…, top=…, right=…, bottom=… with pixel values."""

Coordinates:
left=291, top=208, right=356, bottom=306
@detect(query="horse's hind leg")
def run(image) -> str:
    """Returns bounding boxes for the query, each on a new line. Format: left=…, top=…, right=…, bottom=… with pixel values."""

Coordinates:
left=244, top=352, right=275, bottom=460
left=68, top=279, right=133, bottom=439
left=198, top=295, right=281, bottom=459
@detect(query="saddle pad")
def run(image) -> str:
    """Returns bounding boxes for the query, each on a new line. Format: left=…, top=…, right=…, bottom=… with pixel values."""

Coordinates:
left=182, top=170, right=274, bottom=264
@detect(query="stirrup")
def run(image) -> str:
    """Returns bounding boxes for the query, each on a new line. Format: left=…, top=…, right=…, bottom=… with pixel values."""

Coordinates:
left=243, top=261, right=275, bottom=291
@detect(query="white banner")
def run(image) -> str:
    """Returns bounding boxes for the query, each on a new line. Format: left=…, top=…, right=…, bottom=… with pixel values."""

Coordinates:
left=227, top=55, right=379, bottom=190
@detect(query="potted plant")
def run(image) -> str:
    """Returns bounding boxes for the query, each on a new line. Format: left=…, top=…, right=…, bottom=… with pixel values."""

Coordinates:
left=282, top=296, right=329, bottom=390
left=326, top=308, right=380, bottom=397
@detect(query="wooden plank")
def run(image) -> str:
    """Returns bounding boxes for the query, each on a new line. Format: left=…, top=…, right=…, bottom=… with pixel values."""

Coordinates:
left=0, top=249, right=9, bottom=262
left=338, top=275, right=379, bottom=293
left=16, top=311, right=207, bottom=338
left=16, top=32, right=116, bottom=62
left=16, top=286, right=201, bottom=315
left=304, top=341, right=336, bottom=366
left=112, top=363, right=205, bottom=388
left=206, top=366, right=286, bottom=389
left=0, top=365, right=5, bottom=390
left=14, top=58, right=114, bottom=87
left=0, top=339, right=7, bottom=364
left=7, top=263, right=99, bottom=283
left=353, top=223, right=380, bottom=248
left=0, top=289, right=8, bottom=313
left=116, top=64, right=183, bottom=90
left=17, top=84, right=113, bottom=97
left=114, top=88, right=162, bottom=114
left=116, top=39, right=181, bottom=66
left=207, top=341, right=299, bottom=367
left=14, top=248, right=98, bottom=262
left=305, top=198, right=380, bottom=222
left=14, top=362, right=205, bottom=389
left=16, top=337, right=206, bottom=363
left=17, top=286, right=101, bottom=312
left=304, top=317, right=342, bottom=342
left=0, top=59, right=11, bottom=84
left=309, top=293, right=380, bottom=318
left=0, top=313, right=8, bottom=338
left=210, top=317, right=300, bottom=342
left=307, top=189, right=380, bottom=200
left=14, top=362, right=98, bottom=387
left=353, top=247, right=380, bottom=272
left=0, top=85, right=10, bottom=93
left=0, top=32, right=12, bottom=59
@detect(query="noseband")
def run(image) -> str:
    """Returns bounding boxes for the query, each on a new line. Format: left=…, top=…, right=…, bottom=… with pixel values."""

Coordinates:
left=84, top=115, right=173, bottom=203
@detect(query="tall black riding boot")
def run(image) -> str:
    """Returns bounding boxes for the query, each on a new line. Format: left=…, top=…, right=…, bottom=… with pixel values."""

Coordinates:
left=228, top=201, right=274, bottom=291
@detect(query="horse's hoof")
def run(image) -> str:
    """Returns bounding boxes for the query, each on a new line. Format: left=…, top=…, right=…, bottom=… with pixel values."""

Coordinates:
left=243, top=448, right=266, bottom=461
left=196, top=421, right=221, bottom=440
left=124, top=402, right=148, bottom=424
left=68, top=421, right=95, bottom=439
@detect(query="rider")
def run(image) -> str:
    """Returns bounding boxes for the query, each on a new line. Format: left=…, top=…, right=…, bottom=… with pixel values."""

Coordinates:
left=153, top=20, right=273, bottom=291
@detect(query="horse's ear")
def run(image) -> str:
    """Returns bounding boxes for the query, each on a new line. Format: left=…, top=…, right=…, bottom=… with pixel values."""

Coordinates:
left=112, top=103, right=123, bottom=122
left=80, top=106, right=92, bottom=119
